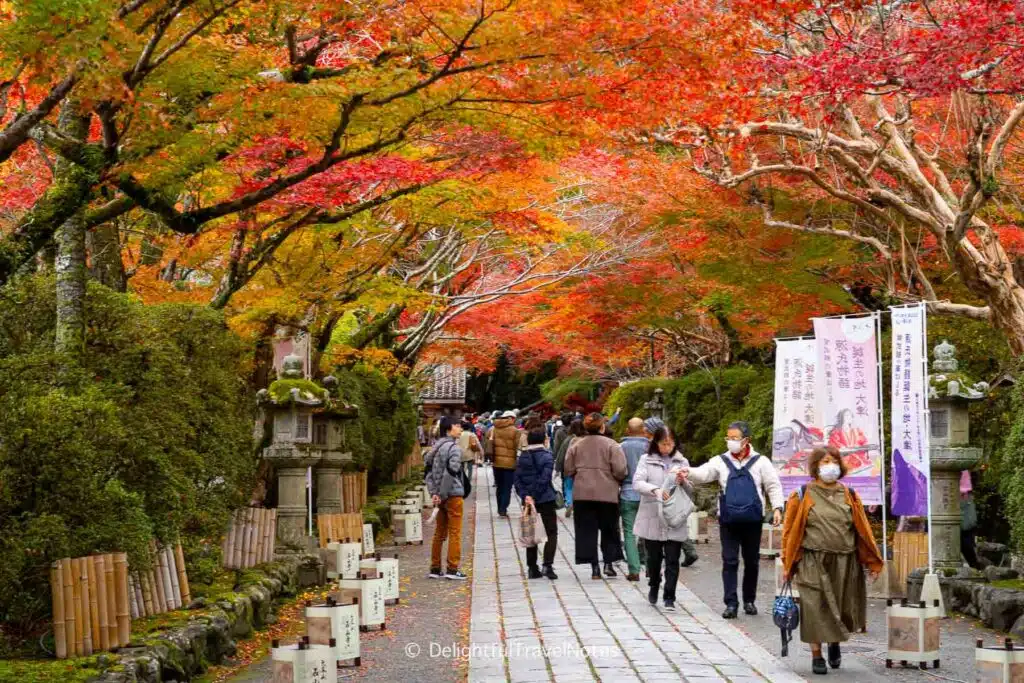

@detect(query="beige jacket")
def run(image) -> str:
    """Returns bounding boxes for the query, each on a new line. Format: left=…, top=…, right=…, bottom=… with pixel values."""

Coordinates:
left=564, top=435, right=628, bottom=504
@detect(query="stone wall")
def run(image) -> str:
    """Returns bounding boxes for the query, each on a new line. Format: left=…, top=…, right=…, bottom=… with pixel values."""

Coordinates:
left=907, top=564, right=1024, bottom=635
left=90, top=559, right=302, bottom=682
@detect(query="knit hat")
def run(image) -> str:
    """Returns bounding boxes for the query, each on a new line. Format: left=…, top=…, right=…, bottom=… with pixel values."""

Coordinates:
left=643, top=417, right=665, bottom=434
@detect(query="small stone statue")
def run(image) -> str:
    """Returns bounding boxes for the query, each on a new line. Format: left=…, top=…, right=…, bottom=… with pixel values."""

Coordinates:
left=280, top=353, right=305, bottom=379
left=932, top=340, right=958, bottom=372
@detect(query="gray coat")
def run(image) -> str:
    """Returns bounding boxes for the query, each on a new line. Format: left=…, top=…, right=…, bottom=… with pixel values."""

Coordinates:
left=632, top=451, right=692, bottom=542
left=425, top=437, right=465, bottom=500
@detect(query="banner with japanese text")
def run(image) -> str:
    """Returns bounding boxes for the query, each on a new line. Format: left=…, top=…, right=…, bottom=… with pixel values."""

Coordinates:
left=771, top=339, right=822, bottom=495
left=812, top=316, right=883, bottom=504
left=890, top=304, right=929, bottom=516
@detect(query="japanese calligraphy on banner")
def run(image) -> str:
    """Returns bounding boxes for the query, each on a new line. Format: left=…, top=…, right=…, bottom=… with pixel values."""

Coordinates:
left=890, top=304, right=929, bottom=516
left=812, top=316, right=883, bottom=505
left=771, top=339, right=823, bottom=495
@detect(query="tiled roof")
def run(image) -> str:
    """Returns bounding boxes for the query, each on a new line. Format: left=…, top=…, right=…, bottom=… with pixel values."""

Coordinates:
left=419, top=364, right=467, bottom=404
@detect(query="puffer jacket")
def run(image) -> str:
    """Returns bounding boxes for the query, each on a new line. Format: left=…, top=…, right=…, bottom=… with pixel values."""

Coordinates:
left=514, top=445, right=556, bottom=505
left=424, top=437, right=464, bottom=500
left=491, top=418, right=524, bottom=470
left=632, top=451, right=693, bottom=542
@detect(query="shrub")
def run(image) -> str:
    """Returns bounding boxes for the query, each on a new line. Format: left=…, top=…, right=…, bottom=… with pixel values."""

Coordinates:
left=0, top=276, right=255, bottom=649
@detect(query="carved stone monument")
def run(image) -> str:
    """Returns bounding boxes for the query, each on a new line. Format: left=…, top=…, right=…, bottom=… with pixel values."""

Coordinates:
left=256, top=354, right=358, bottom=554
left=927, top=340, right=987, bottom=572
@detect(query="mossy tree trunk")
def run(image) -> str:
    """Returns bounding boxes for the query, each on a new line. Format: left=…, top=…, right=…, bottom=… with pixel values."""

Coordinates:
left=87, top=221, right=126, bottom=292
left=53, top=101, right=91, bottom=360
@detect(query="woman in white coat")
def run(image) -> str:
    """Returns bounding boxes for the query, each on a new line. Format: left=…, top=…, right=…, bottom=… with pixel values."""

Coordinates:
left=632, top=425, right=693, bottom=611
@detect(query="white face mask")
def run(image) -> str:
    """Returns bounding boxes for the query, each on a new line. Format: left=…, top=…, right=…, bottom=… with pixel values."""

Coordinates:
left=819, top=463, right=841, bottom=483
left=726, top=439, right=744, bottom=454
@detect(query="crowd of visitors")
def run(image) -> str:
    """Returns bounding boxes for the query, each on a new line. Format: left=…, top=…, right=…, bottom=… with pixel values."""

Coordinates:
left=421, top=407, right=887, bottom=675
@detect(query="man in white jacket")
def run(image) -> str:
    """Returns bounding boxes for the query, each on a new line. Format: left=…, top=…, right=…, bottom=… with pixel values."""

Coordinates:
left=682, top=421, right=784, bottom=619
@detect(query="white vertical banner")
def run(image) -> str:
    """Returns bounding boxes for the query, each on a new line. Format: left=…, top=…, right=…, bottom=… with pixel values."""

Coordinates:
left=813, top=316, right=883, bottom=504
left=771, top=339, right=823, bottom=495
left=890, top=303, right=929, bottom=516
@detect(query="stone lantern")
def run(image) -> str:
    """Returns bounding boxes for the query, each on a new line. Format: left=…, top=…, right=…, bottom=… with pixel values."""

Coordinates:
left=256, top=354, right=358, bottom=554
left=644, top=388, right=666, bottom=421
left=927, top=340, right=989, bottom=573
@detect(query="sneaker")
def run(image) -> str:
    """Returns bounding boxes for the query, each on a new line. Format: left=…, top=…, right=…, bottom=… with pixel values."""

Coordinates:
left=527, top=566, right=543, bottom=579
left=626, top=573, right=640, bottom=582
left=722, top=605, right=738, bottom=619
left=663, top=600, right=676, bottom=611
left=681, top=554, right=698, bottom=568
left=648, top=587, right=659, bottom=606
left=543, top=565, right=558, bottom=580
left=445, top=569, right=468, bottom=580
left=743, top=602, right=758, bottom=616
left=428, top=568, right=443, bottom=578
left=603, top=563, right=617, bottom=578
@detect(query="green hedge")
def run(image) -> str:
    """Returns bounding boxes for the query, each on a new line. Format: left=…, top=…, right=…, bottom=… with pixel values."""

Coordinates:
left=604, top=365, right=774, bottom=465
left=0, top=276, right=255, bottom=653
left=329, top=364, right=416, bottom=493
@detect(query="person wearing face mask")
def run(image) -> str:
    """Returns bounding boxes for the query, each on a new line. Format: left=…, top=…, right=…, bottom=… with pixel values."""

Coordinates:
left=632, top=425, right=693, bottom=611
left=680, top=421, right=785, bottom=619
left=781, top=446, right=883, bottom=675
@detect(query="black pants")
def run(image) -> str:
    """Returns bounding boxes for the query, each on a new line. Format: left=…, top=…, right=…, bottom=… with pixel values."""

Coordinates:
left=721, top=521, right=762, bottom=607
left=494, top=467, right=515, bottom=515
left=962, top=529, right=980, bottom=569
left=573, top=500, right=623, bottom=565
left=526, top=501, right=559, bottom=567
left=646, top=540, right=682, bottom=602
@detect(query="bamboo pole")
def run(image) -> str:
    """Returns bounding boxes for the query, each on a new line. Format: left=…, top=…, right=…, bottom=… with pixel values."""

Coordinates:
left=150, top=546, right=166, bottom=615
left=175, top=543, right=190, bottom=605
left=165, top=546, right=181, bottom=610
left=140, top=571, right=155, bottom=618
left=252, top=510, right=262, bottom=565
left=224, top=512, right=237, bottom=569
left=86, top=555, right=100, bottom=651
left=158, top=545, right=175, bottom=610
left=232, top=509, right=244, bottom=569
left=94, top=556, right=110, bottom=651
left=269, top=509, right=277, bottom=558
left=113, top=552, right=131, bottom=647
left=133, top=572, right=145, bottom=618
left=127, top=573, right=139, bottom=621
left=238, top=509, right=249, bottom=568
left=78, top=557, right=93, bottom=655
left=246, top=508, right=257, bottom=568
left=360, top=471, right=367, bottom=508
left=51, top=561, right=67, bottom=659
left=62, top=558, right=78, bottom=657
left=256, top=511, right=266, bottom=563
left=104, top=554, right=117, bottom=645
left=341, top=475, right=349, bottom=513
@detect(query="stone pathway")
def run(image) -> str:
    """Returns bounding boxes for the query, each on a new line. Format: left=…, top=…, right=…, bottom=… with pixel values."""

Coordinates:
left=469, top=465, right=805, bottom=683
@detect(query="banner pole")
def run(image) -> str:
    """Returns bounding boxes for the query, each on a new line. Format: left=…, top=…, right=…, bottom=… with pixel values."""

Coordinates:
left=874, top=311, right=889, bottom=597
left=921, top=302, right=934, bottom=573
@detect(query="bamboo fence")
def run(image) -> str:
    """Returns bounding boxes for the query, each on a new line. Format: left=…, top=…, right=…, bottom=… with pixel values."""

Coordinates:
left=392, top=446, right=420, bottom=483
left=340, top=471, right=368, bottom=513
left=222, top=507, right=277, bottom=570
left=892, top=531, right=930, bottom=597
left=317, top=513, right=364, bottom=548
left=51, top=553, right=131, bottom=659
left=127, top=541, right=192, bottom=620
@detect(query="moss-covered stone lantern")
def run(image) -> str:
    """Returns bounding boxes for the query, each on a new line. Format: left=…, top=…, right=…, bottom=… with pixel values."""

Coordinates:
left=927, top=340, right=988, bottom=573
left=256, top=354, right=358, bottom=554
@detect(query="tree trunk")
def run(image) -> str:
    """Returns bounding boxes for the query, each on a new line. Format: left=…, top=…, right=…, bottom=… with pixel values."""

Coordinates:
left=54, top=101, right=91, bottom=360
left=87, top=221, right=126, bottom=292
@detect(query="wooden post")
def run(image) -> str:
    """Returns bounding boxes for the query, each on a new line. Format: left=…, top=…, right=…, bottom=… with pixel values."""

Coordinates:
left=62, top=558, right=78, bottom=657
left=78, top=557, right=93, bottom=655
left=175, top=543, right=190, bottom=605
left=246, top=508, right=257, bottom=568
left=51, top=561, right=67, bottom=659
left=113, top=552, right=131, bottom=646
left=360, top=471, right=367, bottom=508
left=104, top=554, right=117, bottom=645
left=165, top=546, right=181, bottom=610
left=93, top=556, right=110, bottom=651
left=269, top=509, right=277, bottom=559
left=224, top=510, right=237, bottom=569
left=140, top=571, right=155, bottom=618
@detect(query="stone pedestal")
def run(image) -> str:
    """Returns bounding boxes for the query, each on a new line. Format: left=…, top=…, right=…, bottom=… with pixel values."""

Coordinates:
left=265, top=445, right=319, bottom=553
left=316, top=452, right=346, bottom=514
left=929, top=446, right=982, bottom=571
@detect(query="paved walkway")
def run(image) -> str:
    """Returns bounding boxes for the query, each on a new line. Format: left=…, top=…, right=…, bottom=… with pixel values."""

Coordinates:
left=469, top=466, right=805, bottom=683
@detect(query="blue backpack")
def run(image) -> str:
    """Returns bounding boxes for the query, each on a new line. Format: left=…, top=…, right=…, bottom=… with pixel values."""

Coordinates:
left=719, top=454, right=764, bottom=524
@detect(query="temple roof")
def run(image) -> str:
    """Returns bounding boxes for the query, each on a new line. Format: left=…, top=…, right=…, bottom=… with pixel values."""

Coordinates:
left=419, top=364, right=467, bottom=404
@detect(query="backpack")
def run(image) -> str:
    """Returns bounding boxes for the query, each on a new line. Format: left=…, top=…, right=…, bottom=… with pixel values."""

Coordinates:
left=719, top=454, right=764, bottom=524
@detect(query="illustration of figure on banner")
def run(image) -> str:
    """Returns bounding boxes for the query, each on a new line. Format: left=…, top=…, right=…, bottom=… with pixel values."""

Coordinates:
left=773, top=418, right=823, bottom=475
left=827, top=408, right=877, bottom=474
